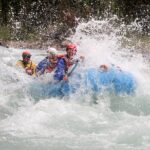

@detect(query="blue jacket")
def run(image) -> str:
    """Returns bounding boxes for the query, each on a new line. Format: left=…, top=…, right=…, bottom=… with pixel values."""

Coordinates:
left=54, top=58, right=66, bottom=81
left=54, top=57, right=79, bottom=81
left=36, top=57, right=50, bottom=75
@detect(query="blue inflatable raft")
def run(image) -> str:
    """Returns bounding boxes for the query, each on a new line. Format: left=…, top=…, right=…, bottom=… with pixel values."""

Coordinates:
left=30, top=66, right=136, bottom=99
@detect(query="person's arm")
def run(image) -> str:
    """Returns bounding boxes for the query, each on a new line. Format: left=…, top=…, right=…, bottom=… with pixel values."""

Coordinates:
left=16, top=60, right=24, bottom=68
left=72, top=54, right=85, bottom=64
left=31, top=62, right=37, bottom=76
left=36, top=58, right=49, bottom=76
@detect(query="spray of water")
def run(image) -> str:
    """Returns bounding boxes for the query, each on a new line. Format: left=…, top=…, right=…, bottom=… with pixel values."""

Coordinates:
left=0, top=18, right=150, bottom=150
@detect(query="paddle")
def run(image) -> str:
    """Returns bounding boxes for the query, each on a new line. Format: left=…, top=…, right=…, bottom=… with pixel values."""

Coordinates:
left=67, top=59, right=79, bottom=77
left=59, top=60, right=79, bottom=95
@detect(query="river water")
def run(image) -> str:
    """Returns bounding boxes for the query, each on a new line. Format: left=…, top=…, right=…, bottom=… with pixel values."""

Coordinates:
left=0, top=19, right=150, bottom=150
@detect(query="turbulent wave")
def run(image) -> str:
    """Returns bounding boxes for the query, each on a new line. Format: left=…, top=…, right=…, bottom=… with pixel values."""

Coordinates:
left=0, top=18, right=150, bottom=150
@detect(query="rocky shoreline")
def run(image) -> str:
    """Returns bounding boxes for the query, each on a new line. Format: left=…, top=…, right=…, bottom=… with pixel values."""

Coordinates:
left=0, top=39, right=71, bottom=50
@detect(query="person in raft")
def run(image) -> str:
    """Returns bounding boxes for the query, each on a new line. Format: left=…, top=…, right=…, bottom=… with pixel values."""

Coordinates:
left=99, top=64, right=109, bottom=71
left=36, top=47, right=59, bottom=76
left=54, top=43, right=84, bottom=81
left=16, top=50, right=36, bottom=76
left=99, top=64, right=122, bottom=72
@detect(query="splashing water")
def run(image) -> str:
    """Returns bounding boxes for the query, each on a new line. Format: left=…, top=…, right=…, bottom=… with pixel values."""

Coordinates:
left=0, top=18, right=150, bottom=150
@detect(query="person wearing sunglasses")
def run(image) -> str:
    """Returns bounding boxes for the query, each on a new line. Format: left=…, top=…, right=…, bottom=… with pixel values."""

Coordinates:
left=16, top=50, right=36, bottom=76
left=36, top=47, right=59, bottom=76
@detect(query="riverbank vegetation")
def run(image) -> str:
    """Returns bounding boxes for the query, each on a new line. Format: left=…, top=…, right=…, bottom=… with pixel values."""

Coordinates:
left=0, top=0, right=149, bottom=47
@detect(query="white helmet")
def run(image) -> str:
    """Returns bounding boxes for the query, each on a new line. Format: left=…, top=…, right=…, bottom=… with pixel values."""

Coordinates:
left=47, top=47, right=58, bottom=56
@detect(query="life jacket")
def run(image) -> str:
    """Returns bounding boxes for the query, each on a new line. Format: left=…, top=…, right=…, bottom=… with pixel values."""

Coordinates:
left=45, top=63, right=57, bottom=73
left=16, top=60, right=36, bottom=76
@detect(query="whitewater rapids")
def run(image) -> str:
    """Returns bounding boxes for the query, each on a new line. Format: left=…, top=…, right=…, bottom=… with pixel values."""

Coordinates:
left=0, top=19, right=150, bottom=150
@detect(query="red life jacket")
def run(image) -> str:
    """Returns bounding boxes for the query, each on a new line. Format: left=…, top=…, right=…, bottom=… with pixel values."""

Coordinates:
left=46, top=63, right=57, bottom=73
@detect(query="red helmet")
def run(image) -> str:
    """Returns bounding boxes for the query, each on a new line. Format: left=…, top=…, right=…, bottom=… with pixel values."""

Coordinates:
left=22, top=50, right=31, bottom=57
left=66, top=44, right=77, bottom=52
